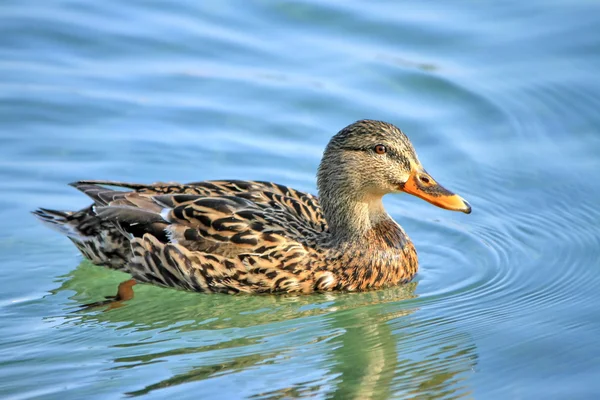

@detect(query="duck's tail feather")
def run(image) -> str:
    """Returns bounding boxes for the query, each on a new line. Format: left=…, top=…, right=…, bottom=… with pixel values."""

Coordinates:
left=32, top=206, right=131, bottom=270
left=32, top=208, right=83, bottom=239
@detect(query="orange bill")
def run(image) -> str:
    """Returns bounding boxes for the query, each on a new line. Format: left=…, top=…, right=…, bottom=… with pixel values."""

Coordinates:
left=401, top=170, right=471, bottom=214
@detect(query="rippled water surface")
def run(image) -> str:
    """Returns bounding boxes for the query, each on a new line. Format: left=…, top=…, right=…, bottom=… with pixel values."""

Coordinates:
left=2, top=1, right=600, bottom=398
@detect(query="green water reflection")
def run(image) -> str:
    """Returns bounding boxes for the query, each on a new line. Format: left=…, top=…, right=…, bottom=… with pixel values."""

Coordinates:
left=49, top=263, right=476, bottom=398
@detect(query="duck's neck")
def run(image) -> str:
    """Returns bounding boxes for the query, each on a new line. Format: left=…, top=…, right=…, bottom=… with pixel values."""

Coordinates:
left=316, top=149, right=407, bottom=249
left=319, top=190, right=405, bottom=248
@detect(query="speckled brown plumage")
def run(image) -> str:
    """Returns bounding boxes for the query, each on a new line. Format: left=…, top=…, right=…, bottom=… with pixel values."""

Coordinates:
left=34, top=120, right=470, bottom=294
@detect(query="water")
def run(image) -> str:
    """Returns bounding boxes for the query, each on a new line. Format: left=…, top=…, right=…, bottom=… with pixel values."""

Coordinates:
left=1, top=0, right=599, bottom=398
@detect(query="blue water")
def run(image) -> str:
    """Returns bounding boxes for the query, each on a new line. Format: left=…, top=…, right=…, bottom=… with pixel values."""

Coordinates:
left=1, top=1, right=600, bottom=398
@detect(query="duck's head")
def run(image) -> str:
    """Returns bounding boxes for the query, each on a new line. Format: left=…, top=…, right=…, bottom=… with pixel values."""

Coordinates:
left=317, top=120, right=471, bottom=232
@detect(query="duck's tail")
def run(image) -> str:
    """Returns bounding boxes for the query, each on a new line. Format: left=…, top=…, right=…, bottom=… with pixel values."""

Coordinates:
left=32, top=208, right=83, bottom=238
left=32, top=207, right=131, bottom=270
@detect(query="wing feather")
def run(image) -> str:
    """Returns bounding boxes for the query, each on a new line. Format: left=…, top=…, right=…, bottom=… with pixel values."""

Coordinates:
left=45, top=179, right=328, bottom=292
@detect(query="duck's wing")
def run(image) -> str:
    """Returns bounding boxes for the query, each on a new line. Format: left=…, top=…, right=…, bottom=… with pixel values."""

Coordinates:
left=76, top=180, right=326, bottom=232
left=83, top=188, right=320, bottom=258
left=34, top=180, right=326, bottom=273
left=72, top=181, right=327, bottom=293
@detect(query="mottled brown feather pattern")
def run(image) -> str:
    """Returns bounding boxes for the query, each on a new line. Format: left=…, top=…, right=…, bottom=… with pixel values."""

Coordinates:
left=34, top=120, right=470, bottom=294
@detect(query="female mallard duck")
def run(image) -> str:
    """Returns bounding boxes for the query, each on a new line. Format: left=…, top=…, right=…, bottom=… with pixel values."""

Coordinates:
left=34, top=120, right=471, bottom=294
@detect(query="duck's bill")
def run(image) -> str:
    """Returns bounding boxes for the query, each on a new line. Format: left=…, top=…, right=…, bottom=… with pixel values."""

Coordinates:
left=402, top=170, right=472, bottom=214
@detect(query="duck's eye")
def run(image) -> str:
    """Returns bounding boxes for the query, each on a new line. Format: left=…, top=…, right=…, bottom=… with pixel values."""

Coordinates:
left=374, top=144, right=387, bottom=155
left=418, top=174, right=431, bottom=185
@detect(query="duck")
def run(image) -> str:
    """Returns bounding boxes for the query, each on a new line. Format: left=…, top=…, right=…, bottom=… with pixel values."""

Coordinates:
left=34, top=119, right=471, bottom=294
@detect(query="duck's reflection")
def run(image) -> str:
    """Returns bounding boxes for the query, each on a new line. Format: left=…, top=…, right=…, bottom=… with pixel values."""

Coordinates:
left=51, top=262, right=477, bottom=399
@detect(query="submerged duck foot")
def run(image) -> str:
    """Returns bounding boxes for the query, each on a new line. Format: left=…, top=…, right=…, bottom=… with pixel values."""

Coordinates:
left=78, top=279, right=137, bottom=311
